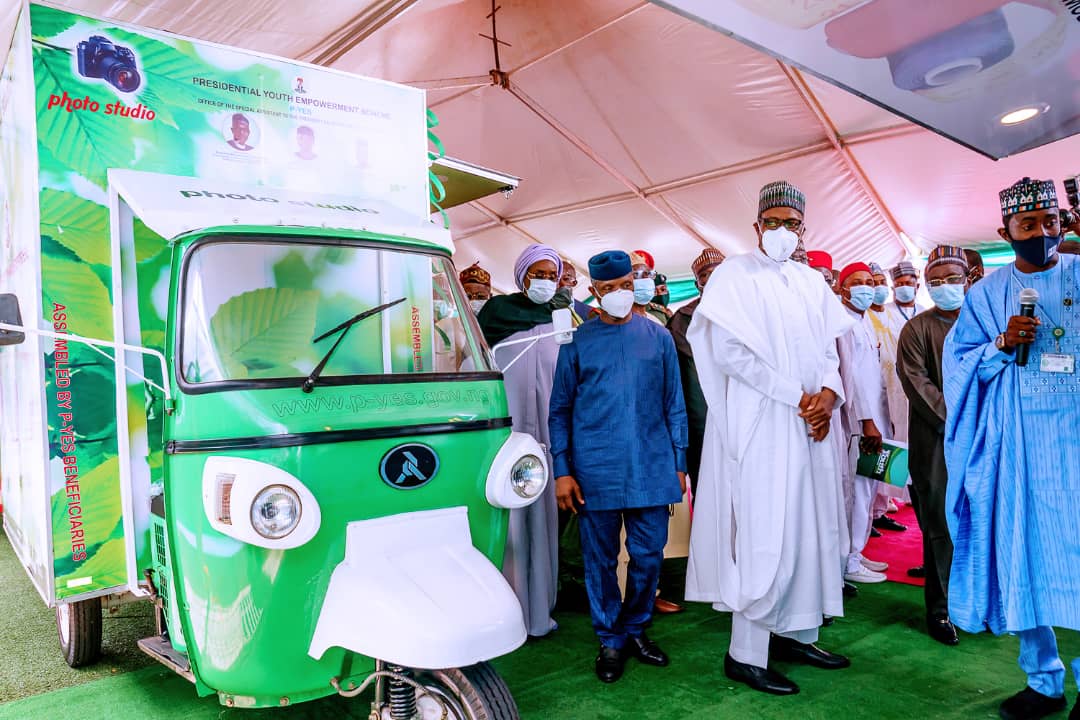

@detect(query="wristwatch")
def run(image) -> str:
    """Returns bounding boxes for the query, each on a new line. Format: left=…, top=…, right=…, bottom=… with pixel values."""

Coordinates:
left=995, top=333, right=1007, bottom=351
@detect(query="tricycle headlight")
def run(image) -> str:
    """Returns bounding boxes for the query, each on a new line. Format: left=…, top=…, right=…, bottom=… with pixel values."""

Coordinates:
left=250, top=485, right=301, bottom=539
left=510, top=455, right=545, bottom=499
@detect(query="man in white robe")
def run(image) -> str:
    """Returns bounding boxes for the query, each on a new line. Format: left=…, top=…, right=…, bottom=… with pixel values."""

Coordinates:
left=686, top=181, right=853, bottom=696
left=866, top=261, right=916, bottom=528
left=836, top=263, right=890, bottom=584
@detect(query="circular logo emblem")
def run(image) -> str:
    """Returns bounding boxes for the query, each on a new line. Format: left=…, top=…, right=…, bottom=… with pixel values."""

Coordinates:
left=379, top=443, right=440, bottom=490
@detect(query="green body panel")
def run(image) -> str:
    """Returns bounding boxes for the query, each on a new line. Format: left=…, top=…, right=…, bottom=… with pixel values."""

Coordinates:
left=158, top=228, right=511, bottom=706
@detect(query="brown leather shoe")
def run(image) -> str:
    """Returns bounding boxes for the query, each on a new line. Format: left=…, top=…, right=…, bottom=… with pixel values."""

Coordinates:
left=653, top=597, right=684, bottom=614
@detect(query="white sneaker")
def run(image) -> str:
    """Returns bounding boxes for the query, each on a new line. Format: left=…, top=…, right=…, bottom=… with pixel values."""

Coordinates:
left=859, top=554, right=889, bottom=572
left=887, top=498, right=900, bottom=513
left=844, top=567, right=887, bottom=584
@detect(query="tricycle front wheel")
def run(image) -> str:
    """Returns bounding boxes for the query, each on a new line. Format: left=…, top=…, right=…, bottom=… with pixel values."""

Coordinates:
left=383, top=662, right=519, bottom=720
left=55, top=597, right=103, bottom=668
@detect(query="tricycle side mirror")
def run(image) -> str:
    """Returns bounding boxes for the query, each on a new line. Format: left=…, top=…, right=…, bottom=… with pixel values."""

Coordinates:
left=0, top=294, right=25, bottom=346
left=552, top=308, right=574, bottom=345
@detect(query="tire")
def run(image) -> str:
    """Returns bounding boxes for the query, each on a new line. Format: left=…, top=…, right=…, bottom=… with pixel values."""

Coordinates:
left=55, top=597, right=103, bottom=668
left=409, top=662, right=519, bottom=720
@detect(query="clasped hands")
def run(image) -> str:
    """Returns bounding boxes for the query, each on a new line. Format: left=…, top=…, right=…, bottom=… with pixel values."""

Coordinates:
left=799, top=388, right=837, bottom=442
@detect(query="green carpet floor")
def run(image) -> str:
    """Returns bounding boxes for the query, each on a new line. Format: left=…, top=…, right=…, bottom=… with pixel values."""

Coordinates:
left=2, top=528, right=1077, bottom=719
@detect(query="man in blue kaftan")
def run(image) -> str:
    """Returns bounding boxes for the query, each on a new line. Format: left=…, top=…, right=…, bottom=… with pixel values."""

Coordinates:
left=944, top=177, right=1080, bottom=720
left=548, top=249, right=687, bottom=685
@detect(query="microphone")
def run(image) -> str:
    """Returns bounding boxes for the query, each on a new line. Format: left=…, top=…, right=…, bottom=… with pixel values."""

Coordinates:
left=1016, top=287, right=1039, bottom=367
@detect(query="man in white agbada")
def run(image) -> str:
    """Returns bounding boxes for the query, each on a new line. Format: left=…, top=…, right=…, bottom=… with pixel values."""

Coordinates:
left=835, top=263, right=890, bottom=585
left=870, top=261, right=922, bottom=442
left=864, top=261, right=918, bottom=532
left=686, top=181, right=854, bottom=696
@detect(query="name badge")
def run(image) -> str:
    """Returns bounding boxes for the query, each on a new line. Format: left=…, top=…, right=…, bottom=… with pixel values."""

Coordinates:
left=1040, top=353, right=1075, bottom=374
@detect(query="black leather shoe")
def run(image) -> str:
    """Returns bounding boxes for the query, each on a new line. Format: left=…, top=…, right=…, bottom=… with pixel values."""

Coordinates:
left=595, top=645, right=627, bottom=683
left=999, top=687, right=1067, bottom=720
left=822, top=616, right=835, bottom=627
left=907, top=565, right=926, bottom=578
left=1069, top=695, right=1078, bottom=720
left=873, top=516, right=908, bottom=532
left=629, top=634, right=669, bottom=667
left=843, top=582, right=859, bottom=598
left=723, top=653, right=799, bottom=696
left=927, top=617, right=959, bottom=646
left=770, top=636, right=851, bottom=670
left=870, top=527, right=882, bottom=538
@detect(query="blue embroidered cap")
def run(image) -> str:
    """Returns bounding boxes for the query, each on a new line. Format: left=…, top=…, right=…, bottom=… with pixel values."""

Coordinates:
left=588, top=250, right=633, bottom=281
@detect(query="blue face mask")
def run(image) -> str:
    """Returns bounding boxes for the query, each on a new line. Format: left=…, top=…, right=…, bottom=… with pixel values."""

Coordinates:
left=894, top=285, right=917, bottom=304
left=633, top=278, right=656, bottom=305
left=847, top=285, right=875, bottom=312
left=872, top=285, right=890, bottom=306
left=1010, top=234, right=1060, bottom=268
left=928, top=284, right=965, bottom=311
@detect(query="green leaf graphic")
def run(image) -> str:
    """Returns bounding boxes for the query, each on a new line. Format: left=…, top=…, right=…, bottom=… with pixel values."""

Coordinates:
left=40, top=271, right=110, bottom=335
left=209, top=288, right=318, bottom=378
left=56, top=539, right=127, bottom=598
left=33, top=46, right=148, bottom=187
left=41, top=252, right=114, bottom=340
left=51, top=455, right=124, bottom=584
left=29, top=6, right=78, bottom=40
left=39, top=188, right=111, bottom=265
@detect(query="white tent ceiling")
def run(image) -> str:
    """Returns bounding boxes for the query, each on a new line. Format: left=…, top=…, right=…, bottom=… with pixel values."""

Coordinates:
left=8, top=0, right=1080, bottom=291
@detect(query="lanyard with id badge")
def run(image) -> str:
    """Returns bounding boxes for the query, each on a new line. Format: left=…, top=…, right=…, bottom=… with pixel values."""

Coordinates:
left=1013, top=266, right=1076, bottom=375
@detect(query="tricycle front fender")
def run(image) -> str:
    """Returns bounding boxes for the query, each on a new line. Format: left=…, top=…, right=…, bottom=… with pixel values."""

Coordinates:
left=309, top=507, right=525, bottom=669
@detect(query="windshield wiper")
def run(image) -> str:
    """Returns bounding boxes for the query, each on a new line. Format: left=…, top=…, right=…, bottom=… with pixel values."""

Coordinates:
left=302, top=297, right=406, bottom=393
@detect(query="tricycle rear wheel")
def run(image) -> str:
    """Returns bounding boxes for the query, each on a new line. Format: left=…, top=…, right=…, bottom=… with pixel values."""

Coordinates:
left=55, top=597, right=103, bottom=668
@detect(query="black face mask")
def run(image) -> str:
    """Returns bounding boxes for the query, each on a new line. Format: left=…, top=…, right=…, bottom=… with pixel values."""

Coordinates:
left=1010, top=234, right=1061, bottom=268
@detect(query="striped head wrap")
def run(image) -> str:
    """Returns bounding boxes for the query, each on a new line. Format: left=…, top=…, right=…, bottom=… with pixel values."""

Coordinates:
left=925, top=245, right=969, bottom=274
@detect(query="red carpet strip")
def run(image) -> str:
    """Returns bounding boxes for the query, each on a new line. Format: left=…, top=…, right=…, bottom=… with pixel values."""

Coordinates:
left=862, top=503, right=925, bottom=587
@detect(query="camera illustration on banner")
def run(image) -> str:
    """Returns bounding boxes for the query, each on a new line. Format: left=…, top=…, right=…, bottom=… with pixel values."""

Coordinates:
left=76, top=35, right=141, bottom=92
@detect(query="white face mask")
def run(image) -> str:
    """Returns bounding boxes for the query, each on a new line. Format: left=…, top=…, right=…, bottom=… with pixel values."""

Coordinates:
left=894, top=285, right=917, bottom=304
left=761, top=227, right=799, bottom=262
left=434, top=300, right=457, bottom=320
left=525, top=278, right=557, bottom=304
left=599, top=289, right=635, bottom=318
left=469, top=299, right=487, bottom=314
left=633, top=278, right=656, bottom=305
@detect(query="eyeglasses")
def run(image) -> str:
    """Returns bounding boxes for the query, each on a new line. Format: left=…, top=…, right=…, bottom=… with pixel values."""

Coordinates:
left=759, top=218, right=803, bottom=231
left=927, top=275, right=966, bottom=288
left=526, top=271, right=560, bottom=282
left=632, top=269, right=656, bottom=280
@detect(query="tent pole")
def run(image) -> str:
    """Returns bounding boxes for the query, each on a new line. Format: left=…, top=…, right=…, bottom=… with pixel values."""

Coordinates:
left=302, top=0, right=423, bottom=66
left=508, top=85, right=714, bottom=249
left=453, top=125, right=922, bottom=241
left=430, top=3, right=649, bottom=110
left=777, top=63, right=909, bottom=257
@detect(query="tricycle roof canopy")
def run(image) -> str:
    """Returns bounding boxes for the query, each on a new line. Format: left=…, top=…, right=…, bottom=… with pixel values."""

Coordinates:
left=108, top=170, right=454, bottom=252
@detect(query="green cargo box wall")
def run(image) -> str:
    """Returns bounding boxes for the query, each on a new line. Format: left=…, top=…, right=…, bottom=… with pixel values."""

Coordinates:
left=0, top=1, right=430, bottom=605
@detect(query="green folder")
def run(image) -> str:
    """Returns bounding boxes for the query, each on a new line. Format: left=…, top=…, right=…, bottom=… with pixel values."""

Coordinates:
left=857, top=441, right=910, bottom=488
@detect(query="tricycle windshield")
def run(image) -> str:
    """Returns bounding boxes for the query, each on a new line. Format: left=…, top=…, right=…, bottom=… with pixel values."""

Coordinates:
left=179, top=237, right=496, bottom=388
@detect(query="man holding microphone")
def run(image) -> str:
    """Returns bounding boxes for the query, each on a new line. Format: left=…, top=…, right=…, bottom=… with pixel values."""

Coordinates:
left=943, top=178, right=1080, bottom=720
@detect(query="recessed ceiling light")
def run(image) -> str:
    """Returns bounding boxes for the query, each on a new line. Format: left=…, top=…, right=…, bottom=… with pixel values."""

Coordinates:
left=1000, top=105, right=1048, bottom=125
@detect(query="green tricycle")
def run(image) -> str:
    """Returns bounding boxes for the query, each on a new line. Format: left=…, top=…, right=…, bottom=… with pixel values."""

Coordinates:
left=0, top=170, right=567, bottom=718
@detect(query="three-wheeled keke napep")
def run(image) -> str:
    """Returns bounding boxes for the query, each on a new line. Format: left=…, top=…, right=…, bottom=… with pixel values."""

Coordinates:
left=0, top=170, right=558, bottom=718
